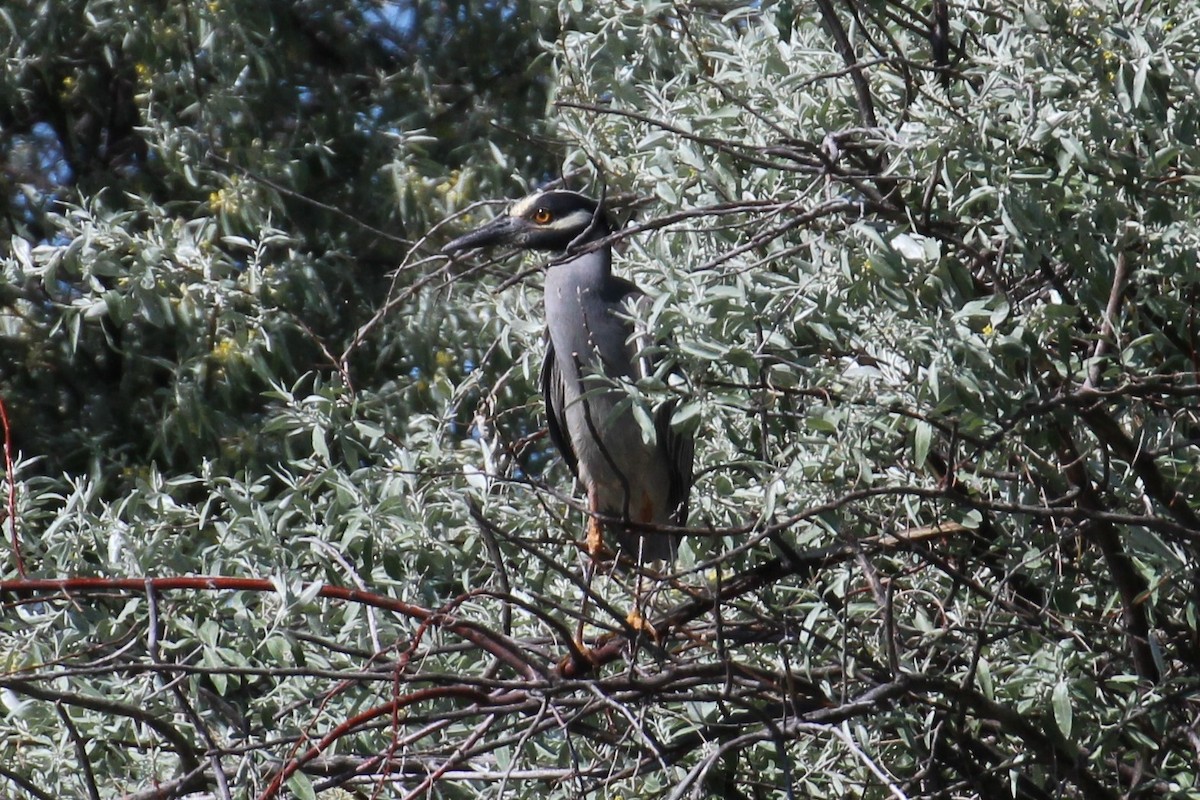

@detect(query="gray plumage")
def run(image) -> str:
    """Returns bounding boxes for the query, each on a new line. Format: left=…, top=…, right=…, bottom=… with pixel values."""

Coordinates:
left=442, top=189, right=692, bottom=563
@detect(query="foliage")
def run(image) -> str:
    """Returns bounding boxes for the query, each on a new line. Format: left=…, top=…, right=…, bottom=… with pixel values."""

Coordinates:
left=2, top=0, right=1200, bottom=798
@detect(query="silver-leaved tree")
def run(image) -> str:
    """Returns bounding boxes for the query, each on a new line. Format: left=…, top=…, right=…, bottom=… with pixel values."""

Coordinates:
left=2, top=1, right=1197, bottom=797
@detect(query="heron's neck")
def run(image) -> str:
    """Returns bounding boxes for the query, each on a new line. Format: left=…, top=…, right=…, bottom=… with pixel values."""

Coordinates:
left=545, top=245, right=612, bottom=290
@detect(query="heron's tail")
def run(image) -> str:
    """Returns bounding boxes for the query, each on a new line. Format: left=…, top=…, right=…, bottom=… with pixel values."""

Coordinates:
left=611, top=524, right=678, bottom=564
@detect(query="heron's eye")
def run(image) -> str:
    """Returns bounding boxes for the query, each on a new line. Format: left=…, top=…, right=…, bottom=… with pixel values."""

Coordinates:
left=532, top=208, right=553, bottom=225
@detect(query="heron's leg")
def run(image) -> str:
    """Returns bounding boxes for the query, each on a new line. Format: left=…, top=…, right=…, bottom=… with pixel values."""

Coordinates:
left=624, top=509, right=660, bottom=641
left=626, top=568, right=648, bottom=631
left=585, top=493, right=605, bottom=557
left=575, top=553, right=595, bottom=648
left=624, top=590, right=659, bottom=640
left=576, top=489, right=601, bottom=647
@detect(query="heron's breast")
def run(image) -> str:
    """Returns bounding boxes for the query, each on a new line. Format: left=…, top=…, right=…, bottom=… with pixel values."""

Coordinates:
left=544, top=280, right=634, bottom=380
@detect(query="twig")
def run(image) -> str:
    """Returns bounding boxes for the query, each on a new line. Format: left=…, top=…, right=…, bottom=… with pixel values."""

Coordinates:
left=1084, top=249, right=1133, bottom=390
left=0, top=396, right=21, bottom=576
left=148, top=582, right=233, bottom=800
left=55, top=701, right=101, bottom=800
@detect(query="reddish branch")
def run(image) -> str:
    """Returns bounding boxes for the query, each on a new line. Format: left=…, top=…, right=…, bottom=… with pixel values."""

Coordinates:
left=0, top=576, right=537, bottom=681
left=0, top=395, right=21, bottom=576
left=0, top=512, right=1154, bottom=800
left=258, top=686, right=493, bottom=800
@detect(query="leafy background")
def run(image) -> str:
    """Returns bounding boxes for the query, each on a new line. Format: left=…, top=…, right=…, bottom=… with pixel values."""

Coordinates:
left=1, top=0, right=1198, bottom=797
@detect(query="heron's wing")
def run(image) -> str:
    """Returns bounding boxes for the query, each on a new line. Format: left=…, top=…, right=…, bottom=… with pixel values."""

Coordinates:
left=618, top=281, right=695, bottom=526
left=656, top=397, right=695, bottom=525
left=540, top=338, right=579, bottom=479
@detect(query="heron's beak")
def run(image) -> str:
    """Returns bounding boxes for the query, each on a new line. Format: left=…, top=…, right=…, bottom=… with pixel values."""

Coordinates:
left=442, top=215, right=523, bottom=254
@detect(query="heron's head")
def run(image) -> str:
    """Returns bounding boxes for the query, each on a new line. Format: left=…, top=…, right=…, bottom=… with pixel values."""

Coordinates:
left=442, top=190, right=612, bottom=255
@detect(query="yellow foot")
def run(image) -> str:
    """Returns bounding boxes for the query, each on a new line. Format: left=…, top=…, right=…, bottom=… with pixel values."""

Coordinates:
left=557, top=639, right=599, bottom=676
left=625, top=609, right=659, bottom=641
left=583, top=518, right=613, bottom=559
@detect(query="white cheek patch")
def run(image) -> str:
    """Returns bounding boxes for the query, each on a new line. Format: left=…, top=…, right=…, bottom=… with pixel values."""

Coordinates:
left=510, top=194, right=544, bottom=218
left=550, top=209, right=597, bottom=233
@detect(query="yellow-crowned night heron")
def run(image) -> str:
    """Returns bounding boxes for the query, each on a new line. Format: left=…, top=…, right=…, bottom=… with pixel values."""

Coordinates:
left=443, top=190, right=692, bottom=564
